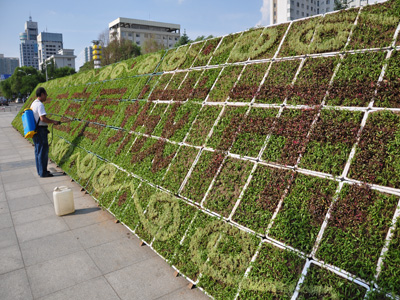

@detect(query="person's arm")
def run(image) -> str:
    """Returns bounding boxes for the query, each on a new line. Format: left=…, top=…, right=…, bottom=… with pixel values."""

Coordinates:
left=40, top=115, right=61, bottom=125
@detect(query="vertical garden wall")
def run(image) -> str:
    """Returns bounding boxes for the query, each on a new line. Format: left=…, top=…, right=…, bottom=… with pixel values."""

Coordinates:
left=12, top=1, right=400, bottom=299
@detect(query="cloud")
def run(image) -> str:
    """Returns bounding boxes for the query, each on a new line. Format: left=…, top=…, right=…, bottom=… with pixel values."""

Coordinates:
left=257, top=0, right=270, bottom=26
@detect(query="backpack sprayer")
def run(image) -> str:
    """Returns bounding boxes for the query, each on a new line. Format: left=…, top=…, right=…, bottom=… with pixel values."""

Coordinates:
left=21, top=109, right=75, bottom=145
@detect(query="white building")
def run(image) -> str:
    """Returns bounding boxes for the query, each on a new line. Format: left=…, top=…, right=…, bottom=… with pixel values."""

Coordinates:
left=45, top=49, right=76, bottom=69
left=271, top=0, right=368, bottom=24
left=0, top=54, right=19, bottom=75
left=37, top=32, right=63, bottom=69
left=19, top=16, right=39, bottom=70
left=109, top=18, right=180, bottom=48
left=84, top=46, right=93, bottom=63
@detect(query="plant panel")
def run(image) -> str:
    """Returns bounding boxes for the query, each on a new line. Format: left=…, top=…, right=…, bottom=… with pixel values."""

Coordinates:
left=148, top=73, right=174, bottom=101
left=349, top=110, right=400, bottom=188
left=161, top=71, right=187, bottom=101
left=230, top=107, right=279, bottom=158
left=207, top=65, right=243, bottom=102
left=189, top=68, right=220, bottom=102
left=310, top=7, right=359, bottom=53
left=249, top=23, right=289, bottom=61
left=376, top=50, right=400, bottom=108
left=376, top=218, right=400, bottom=297
left=207, top=106, right=248, bottom=151
left=233, top=165, right=293, bottom=234
left=227, top=28, right=263, bottom=63
left=209, top=33, right=242, bottom=65
left=162, top=145, right=200, bottom=193
left=181, top=150, right=224, bottom=203
left=180, top=41, right=205, bottom=69
left=299, top=109, right=363, bottom=176
left=204, top=157, right=254, bottom=218
left=185, top=105, right=222, bottom=147
left=192, top=37, right=222, bottom=67
left=269, top=174, right=338, bottom=254
left=159, top=45, right=190, bottom=71
left=298, top=264, right=367, bottom=299
left=255, top=59, right=301, bottom=104
left=287, top=56, right=337, bottom=105
left=152, top=102, right=201, bottom=142
left=278, top=16, right=322, bottom=57
left=228, top=62, right=269, bottom=103
left=262, top=108, right=317, bottom=166
left=326, top=52, right=386, bottom=107
left=238, top=243, right=305, bottom=300
left=348, top=0, right=400, bottom=50
left=317, top=184, right=398, bottom=282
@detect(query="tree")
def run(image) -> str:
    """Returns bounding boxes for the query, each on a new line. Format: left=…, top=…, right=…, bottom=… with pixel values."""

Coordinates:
left=101, top=33, right=142, bottom=65
left=334, top=0, right=349, bottom=10
left=0, top=66, right=44, bottom=99
left=98, top=28, right=110, bottom=47
left=79, top=60, right=94, bottom=72
left=175, top=32, right=191, bottom=47
left=42, top=59, right=76, bottom=80
left=193, top=35, right=214, bottom=42
left=141, top=35, right=165, bottom=54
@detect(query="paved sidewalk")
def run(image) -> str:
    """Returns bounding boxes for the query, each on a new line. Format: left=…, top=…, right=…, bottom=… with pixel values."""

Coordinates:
left=0, top=111, right=209, bottom=300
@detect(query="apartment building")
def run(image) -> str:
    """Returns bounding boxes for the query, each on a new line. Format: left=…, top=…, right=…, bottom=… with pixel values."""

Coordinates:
left=271, top=0, right=368, bottom=24
left=0, top=54, right=19, bottom=76
left=109, top=18, right=180, bottom=48
left=37, top=32, right=63, bottom=69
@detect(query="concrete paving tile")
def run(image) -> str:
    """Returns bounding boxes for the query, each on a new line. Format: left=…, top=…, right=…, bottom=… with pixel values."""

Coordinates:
left=0, top=170, right=35, bottom=184
left=0, top=244, right=24, bottom=275
left=15, top=216, right=69, bottom=243
left=73, top=195, right=99, bottom=209
left=72, top=219, right=129, bottom=249
left=63, top=206, right=113, bottom=230
left=105, top=256, right=188, bottom=300
left=26, top=251, right=101, bottom=299
left=6, top=185, right=43, bottom=201
left=12, top=203, right=55, bottom=226
left=0, top=155, right=22, bottom=163
left=0, top=227, right=18, bottom=249
left=0, top=269, right=33, bottom=300
left=87, top=236, right=155, bottom=274
left=156, top=286, right=209, bottom=300
left=3, top=179, right=39, bottom=193
left=0, top=212, right=13, bottom=230
left=20, top=231, right=83, bottom=267
left=8, top=193, right=50, bottom=212
left=37, top=276, right=120, bottom=300
left=0, top=200, right=10, bottom=214
left=0, top=191, right=6, bottom=201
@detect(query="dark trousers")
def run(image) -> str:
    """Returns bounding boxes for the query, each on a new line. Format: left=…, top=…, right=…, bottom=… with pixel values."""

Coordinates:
left=32, top=127, right=49, bottom=177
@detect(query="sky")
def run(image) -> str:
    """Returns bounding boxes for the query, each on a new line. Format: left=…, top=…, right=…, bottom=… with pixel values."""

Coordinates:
left=0, top=0, right=270, bottom=70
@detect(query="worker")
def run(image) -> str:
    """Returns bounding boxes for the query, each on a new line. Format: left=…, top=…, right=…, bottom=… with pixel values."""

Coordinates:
left=30, top=87, right=61, bottom=177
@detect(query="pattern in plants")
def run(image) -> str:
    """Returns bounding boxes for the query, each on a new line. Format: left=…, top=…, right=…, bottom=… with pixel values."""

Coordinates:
left=12, top=1, right=400, bottom=299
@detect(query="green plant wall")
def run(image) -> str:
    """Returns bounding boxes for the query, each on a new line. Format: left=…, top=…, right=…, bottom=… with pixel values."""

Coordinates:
left=12, top=1, right=400, bottom=299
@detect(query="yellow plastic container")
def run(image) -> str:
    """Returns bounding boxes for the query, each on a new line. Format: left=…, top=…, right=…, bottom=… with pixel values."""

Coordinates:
left=53, top=186, right=75, bottom=216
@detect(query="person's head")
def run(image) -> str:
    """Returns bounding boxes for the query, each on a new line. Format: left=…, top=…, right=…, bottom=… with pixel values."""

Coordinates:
left=36, top=87, right=47, bottom=102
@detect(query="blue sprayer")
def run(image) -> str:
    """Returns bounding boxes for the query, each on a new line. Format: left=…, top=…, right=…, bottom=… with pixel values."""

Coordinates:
left=21, top=108, right=37, bottom=138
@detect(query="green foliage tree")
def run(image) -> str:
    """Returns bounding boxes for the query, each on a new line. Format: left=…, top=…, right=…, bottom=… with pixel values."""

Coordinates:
left=141, top=35, right=165, bottom=54
left=43, top=59, right=76, bottom=80
left=79, top=60, right=94, bottom=72
left=1, top=66, right=45, bottom=98
left=175, top=32, right=191, bottom=47
left=102, top=32, right=142, bottom=65
left=193, top=35, right=214, bottom=42
left=334, top=0, right=349, bottom=10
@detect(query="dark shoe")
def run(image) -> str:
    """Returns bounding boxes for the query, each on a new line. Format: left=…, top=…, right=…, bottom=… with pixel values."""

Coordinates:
left=41, top=173, right=54, bottom=177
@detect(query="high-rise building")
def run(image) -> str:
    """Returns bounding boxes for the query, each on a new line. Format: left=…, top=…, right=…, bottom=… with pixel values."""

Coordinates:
left=19, top=16, right=39, bottom=70
left=37, top=32, right=63, bottom=69
left=109, top=18, right=180, bottom=49
left=0, top=54, right=19, bottom=76
left=271, top=0, right=368, bottom=24
left=84, top=46, right=93, bottom=63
